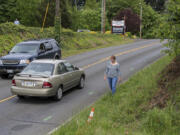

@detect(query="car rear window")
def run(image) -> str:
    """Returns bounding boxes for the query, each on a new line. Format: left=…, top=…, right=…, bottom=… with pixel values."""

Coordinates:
left=21, top=63, right=54, bottom=76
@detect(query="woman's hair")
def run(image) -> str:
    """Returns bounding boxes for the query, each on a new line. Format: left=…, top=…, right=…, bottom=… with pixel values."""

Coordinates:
left=110, top=55, right=116, bottom=60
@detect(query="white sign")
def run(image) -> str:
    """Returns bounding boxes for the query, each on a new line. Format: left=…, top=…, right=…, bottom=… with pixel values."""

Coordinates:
left=112, top=20, right=125, bottom=27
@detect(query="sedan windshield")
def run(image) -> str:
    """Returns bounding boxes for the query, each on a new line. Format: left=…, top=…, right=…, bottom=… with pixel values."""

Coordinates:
left=21, top=63, right=54, bottom=76
left=10, top=44, right=39, bottom=53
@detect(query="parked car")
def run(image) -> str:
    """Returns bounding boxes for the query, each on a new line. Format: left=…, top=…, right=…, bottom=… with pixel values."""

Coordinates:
left=11, top=59, right=85, bottom=101
left=77, top=29, right=90, bottom=33
left=0, top=39, right=61, bottom=78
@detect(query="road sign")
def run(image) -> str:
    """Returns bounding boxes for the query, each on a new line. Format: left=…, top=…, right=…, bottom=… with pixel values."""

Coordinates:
left=111, top=20, right=125, bottom=34
left=112, top=20, right=125, bottom=27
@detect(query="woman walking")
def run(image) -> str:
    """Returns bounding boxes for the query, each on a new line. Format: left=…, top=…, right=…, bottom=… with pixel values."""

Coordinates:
left=104, top=55, right=121, bottom=95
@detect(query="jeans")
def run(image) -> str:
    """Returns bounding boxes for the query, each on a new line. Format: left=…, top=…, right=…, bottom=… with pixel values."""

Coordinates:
left=108, top=77, right=118, bottom=95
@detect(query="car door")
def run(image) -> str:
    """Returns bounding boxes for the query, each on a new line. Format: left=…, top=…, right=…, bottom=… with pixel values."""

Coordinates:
left=44, top=42, right=54, bottom=58
left=56, top=62, right=72, bottom=91
left=51, top=40, right=61, bottom=58
left=63, top=62, right=80, bottom=87
left=37, top=43, right=46, bottom=59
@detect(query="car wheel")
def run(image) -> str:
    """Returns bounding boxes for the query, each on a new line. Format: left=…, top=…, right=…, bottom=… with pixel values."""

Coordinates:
left=78, top=76, right=85, bottom=89
left=17, top=95, right=25, bottom=99
left=54, top=87, right=63, bottom=101
left=1, top=74, right=9, bottom=79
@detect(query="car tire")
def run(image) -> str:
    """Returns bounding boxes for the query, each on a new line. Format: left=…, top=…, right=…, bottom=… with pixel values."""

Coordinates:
left=17, top=95, right=25, bottom=99
left=1, top=74, right=9, bottom=79
left=54, top=87, right=63, bottom=101
left=78, top=76, right=85, bottom=89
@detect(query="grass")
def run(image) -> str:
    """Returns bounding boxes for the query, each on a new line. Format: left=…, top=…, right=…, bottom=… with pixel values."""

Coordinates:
left=0, top=22, right=133, bottom=58
left=61, top=32, right=132, bottom=58
left=52, top=55, right=180, bottom=135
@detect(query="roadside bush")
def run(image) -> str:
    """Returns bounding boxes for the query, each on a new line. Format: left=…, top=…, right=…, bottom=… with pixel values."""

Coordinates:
left=142, top=5, right=162, bottom=39
left=132, top=35, right=137, bottom=39
left=105, top=31, right=111, bottom=34
left=76, top=9, right=110, bottom=31
left=90, top=31, right=97, bottom=34
left=0, top=22, right=28, bottom=35
left=126, top=32, right=132, bottom=37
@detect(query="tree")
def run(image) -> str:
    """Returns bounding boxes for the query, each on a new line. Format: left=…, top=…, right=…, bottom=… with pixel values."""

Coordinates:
left=159, top=0, right=180, bottom=56
left=15, top=0, right=42, bottom=26
left=38, top=0, right=73, bottom=28
left=0, top=0, right=17, bottom=23
left=114, top=8, right=140, bottom=34
left=145, top=0, right=167, bottom=11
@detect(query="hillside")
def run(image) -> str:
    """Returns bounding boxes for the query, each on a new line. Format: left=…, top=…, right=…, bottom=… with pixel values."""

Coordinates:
left=0, top=23, right=133, bottom=58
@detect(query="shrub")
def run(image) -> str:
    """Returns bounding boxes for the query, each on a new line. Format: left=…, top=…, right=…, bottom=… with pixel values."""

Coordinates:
left=105, top=31, right=111, bottom=34
left=114, top=8, right=140, bottom=34
left=126, top=32, right=132, bottom=37
left=90, top=31, right=97, bottom=34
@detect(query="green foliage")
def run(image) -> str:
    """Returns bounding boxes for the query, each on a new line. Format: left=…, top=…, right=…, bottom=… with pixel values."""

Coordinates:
left=106, top=0, right=162, bottom=37
left=78, top=9, right=102, bottom=31
left=157, top=0, right=180, bottom=56
left=126, top=32, right=132, bottom=37
left=0, top=0, right=17, bottom=23
left=15, top=0, right=42, bottom=26
left=145, top=0, right=166, bottom=11
left=142, top=5, right=162, bottom=38
left=0, top=0, right=162, bottom=38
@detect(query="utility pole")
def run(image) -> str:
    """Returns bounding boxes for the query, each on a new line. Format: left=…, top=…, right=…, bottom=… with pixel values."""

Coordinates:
left=55, top=0, right=61, bottom=43
left=140, top=1, right=142, bottom=39
left=56, top=0, right=60, bottom=18
left=101, top=0, right=106, bottom=34
left=124, top=16, right=126, bottom=35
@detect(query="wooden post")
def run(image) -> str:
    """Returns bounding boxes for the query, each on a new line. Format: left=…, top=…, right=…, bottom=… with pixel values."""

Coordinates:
left=140, top=1, right=142, bottom=39
left=101, top=0, right=106, bottom=34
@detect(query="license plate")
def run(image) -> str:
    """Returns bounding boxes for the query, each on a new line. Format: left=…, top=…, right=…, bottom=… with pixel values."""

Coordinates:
left=22, top=81, right=36, bottom=87
left=7, top=70, right=13, bottom=73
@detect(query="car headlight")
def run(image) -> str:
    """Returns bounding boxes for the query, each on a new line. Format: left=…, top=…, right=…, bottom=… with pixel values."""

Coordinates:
left=20, top=59, right=30, bottom=64
left=0, top=60, right=2, bottom=65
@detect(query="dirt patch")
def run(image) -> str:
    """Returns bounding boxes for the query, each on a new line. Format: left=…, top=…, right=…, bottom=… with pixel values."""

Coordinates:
left=149, top=56, right=180, bottom=109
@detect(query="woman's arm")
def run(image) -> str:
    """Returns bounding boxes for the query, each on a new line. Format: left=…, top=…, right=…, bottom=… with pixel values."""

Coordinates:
left=117, top=64, right=122, bottom=82
left=104, top=62, right=109, bottom=80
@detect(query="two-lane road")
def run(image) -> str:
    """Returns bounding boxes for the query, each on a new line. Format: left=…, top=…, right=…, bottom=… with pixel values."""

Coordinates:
left=0, top=40, right=165, bottom=135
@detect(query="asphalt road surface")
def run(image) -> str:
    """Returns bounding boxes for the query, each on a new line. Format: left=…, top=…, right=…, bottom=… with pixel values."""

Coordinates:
left=0, top=39, right=166, bottom=135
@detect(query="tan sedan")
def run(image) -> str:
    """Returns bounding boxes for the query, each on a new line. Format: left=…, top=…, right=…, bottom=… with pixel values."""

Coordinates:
left=11, top=59, right=85, bottom=101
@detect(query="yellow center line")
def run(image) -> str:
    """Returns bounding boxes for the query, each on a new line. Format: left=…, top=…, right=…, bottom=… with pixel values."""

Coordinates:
left=0, top=42, right=159, bottom=104
left=82, top=42, right=158, bottom=70
left=0, top=95, right=16, bottom=103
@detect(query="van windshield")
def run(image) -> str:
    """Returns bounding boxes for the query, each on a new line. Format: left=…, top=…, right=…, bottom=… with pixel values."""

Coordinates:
left=10, top=44, right=39, bottom=53
left=21, top=63, right=54, bottom=76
